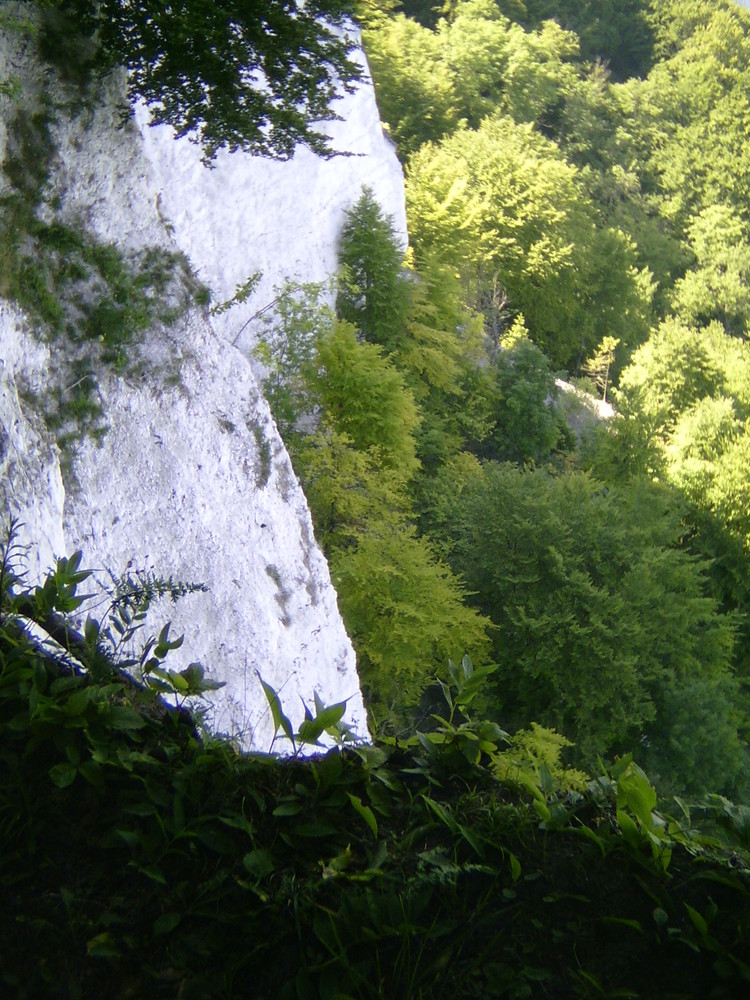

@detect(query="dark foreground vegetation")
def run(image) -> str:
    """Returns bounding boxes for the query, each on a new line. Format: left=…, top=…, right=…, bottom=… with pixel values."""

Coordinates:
left=2, top=531, right=750, bottom=999
left=4, top=2, right=750, bottom=995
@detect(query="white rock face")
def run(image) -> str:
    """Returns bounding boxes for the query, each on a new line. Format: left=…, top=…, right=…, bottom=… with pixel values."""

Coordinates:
left=0, top=304, right=66, bottom=580
left=133, top=33, right=407, bottom=356
left=0, top=18, right=406, bottom=749
left=63, top=314, right=366, bottom=749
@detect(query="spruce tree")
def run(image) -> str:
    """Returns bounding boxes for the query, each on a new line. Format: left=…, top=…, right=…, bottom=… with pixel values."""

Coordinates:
left=336, top=187, right=410, bottom=349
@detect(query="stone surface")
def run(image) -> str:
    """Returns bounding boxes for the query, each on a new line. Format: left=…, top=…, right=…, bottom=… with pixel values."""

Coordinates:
left=0, top=303, right=66, bottom=581
left=0, top=15, right=406, bottom=748
left=62, top=313, right=366, bottom=749
left=133, top=30, right=407, bottom=357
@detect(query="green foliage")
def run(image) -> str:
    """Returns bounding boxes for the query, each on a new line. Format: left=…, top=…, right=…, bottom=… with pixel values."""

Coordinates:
left=406, top=113, right=652, bottom=366
left=255, top=283, right=421, bottom=474
left=334, top=191, right=492, bottom=466
left=3, top=537, right=750, bottom=998
left=364, top=11, right=459, bottom=157
left=616, top=318, right=732, bottom=431
left=209, top=271, right=261, bottom=317
left=615, top=0, right=750, bottom=230
left=670, top=205, right=750, bottom=335
left=487, top=337, right=570, bottom=463
left=253, top=283, right=330, bottom=439
left=331, top=526, right=493, bottom=712
left=615, top=321, right=750, bottom=560
left=494, top=722, right=589, bottom=794
left=336, top=186, right=410, bottom=348
left=259, top=675, right=354, bottom=754
left=41, top=0, right=363, bottom=161
left=667, top=402, right=750, bottom=558
left=312, top=318, right=421, bottom=475
left=582, top=335, right=620, bottom=402
left=294, top=426, right=411, bottom=552
left=365, top=2, right=583, bottom=156
left=422, top=459, right=744, bottom=793
left=604, top=315, right=750, bottom=681
left=255, top=279, right=494, bottom=727
left=516, top=0, right=655, bottom=80
left=399, top=256, right=494, bottom=468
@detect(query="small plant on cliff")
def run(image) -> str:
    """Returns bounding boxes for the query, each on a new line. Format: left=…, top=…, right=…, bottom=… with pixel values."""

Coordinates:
left=0, top=99, right=206, bottom=451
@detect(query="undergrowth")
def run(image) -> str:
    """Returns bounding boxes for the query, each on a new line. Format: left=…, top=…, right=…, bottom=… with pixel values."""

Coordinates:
left=2, top=524, right=749, bottom=999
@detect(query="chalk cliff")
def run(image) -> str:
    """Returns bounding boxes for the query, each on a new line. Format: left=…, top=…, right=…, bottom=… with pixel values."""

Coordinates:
left=0, top=13, right=406, bottom=749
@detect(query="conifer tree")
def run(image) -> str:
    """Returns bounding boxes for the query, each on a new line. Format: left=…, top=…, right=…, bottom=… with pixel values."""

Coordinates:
left=336, top=187, right=410, bottom=349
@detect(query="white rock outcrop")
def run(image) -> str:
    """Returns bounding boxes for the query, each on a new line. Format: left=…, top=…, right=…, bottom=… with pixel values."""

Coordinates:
left=0, top=16, right=406, bottom=749
left=134, top=37, right=407, bottom=355
left=0, top=304, right=66, bottom=581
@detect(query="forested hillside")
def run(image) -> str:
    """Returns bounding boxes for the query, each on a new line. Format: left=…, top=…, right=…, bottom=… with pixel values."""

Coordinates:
left=4, top=2, right=750, bottom=995
left=250, top=0, right=750, bottom=801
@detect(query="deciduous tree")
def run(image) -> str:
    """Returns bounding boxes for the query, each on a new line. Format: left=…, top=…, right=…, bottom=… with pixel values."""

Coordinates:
left=43, top=0, right=363, bottom=160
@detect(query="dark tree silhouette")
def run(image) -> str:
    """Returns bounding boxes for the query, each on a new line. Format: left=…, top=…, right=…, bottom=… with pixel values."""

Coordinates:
left=43, top=1, right=363, bottom=160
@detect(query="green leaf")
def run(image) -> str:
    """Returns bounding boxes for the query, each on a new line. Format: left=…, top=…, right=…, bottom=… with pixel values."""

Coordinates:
left=347, top=792, right=378, bottom=837
left=64, top=688, right=92, bottom=716
left=322, top=845, right=354, bottom=876
left=508, top=851, right=522, bottom=882
left=138, top=865, right=167, bottom=885
left=258, top=674, right=294, bottom=744
left=107, top=705, right=147, bottom=731
left=574, top=824, right=608, bottom=856
left=49, top=762, right=77, bottom=787
left=422, top=796, right=458, bottom=834
left=50, top=675, right=84, bottom=696
left=684, top=903, right=708, bottom=938
left=153, top=911, right=181, bottom=936
left=457, top=821, right=485, bottom=857
left=436, top=677, right=453, bottom=712
left=86, top=932, right=121, bottom=959
left=161, top=669, right=190, bottom=693
left=533, top=799, right=552, bottom=824
left=313, top=689, right=326, bottom=716
left=273, top=800, right=304, bottom=817
left=243, top=849, right=275, bottom=880
left=154, top=622, right=184, bottom=658
left=538, top=761, right=555, bottom=796
left=7, top=711, right=30, bottom=732
left=178, top=661, right=226, bottom=694
left=368, top=840, right=388, bottom=871
left=297, top=717, right=325, bottom=746
left=78, top=760, right=104, bottom=787
left=416, top=731, right=440, bottom=757
left=448, top=658, right=461, bottom=687
left=601, top=917, right=644, bottom=934
left=617, top=809, right=641, bottom=848
left=84, top=615, right=100, bottom=645
left=299, top=699, right=348, bottom=745
left=617, top=765, right=657, bottom=830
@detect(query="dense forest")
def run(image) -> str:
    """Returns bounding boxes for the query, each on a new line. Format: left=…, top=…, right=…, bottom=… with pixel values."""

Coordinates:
left=3, top=1, right=750, bottom=996
left=251, top=0, right=750, bottom=802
